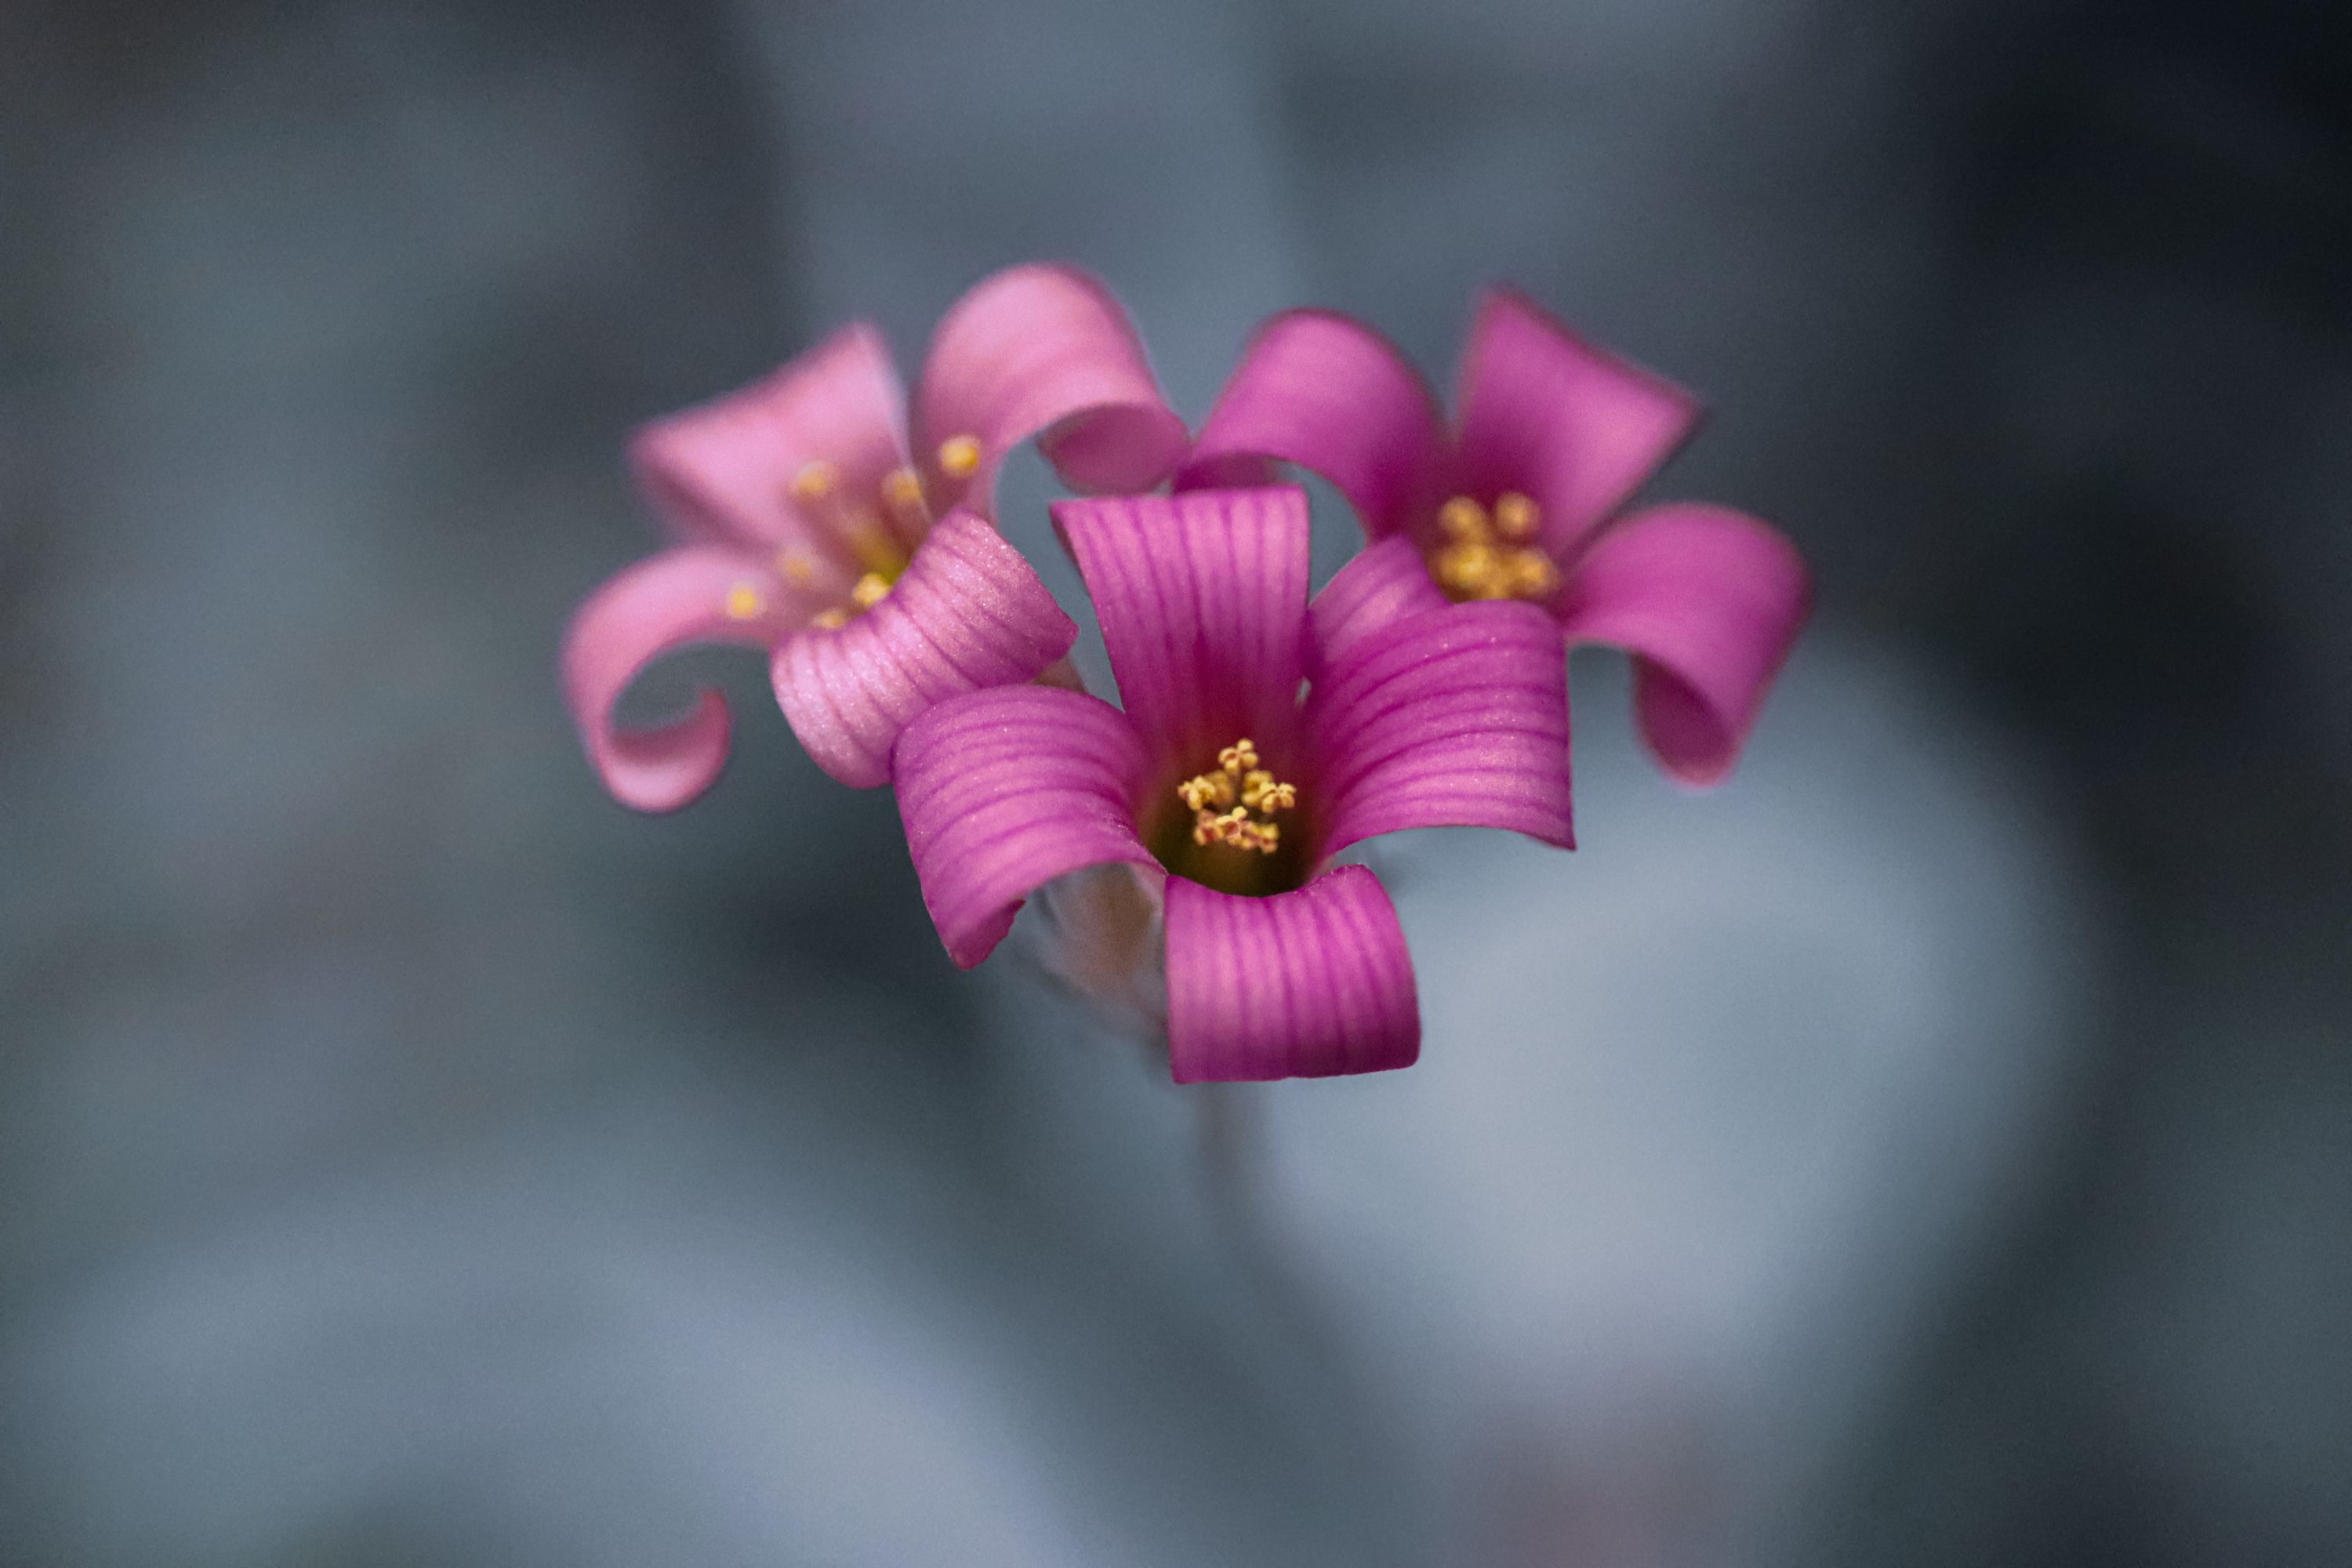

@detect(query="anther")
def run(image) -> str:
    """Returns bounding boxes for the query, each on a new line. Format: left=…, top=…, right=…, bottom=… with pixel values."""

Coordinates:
left=935, top=434, right=983, bottom=480
left=724, top=582, right=764, bottom=621
left=791, top=460, right=839, bottom=503
left=850, top=572, right=892, bottom=610
left=1439, top=496, right=1488, bottom=539
left=775, top=552, right=816, bottom=589
left=881, top=467, right=926, bottom=508
left=1492, top=492, right=1540, bottom=541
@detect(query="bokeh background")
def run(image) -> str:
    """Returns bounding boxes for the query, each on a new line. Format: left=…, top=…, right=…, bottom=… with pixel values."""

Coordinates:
left=3, top=2, right=2347, bottom=1563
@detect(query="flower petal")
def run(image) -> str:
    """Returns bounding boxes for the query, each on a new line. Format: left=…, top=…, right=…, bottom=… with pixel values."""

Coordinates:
left=894, top=685, right=1159, bottom=968
left=916, top=263, right=1189, bottom=514
left=770, top=509, right=1079, bottom=788
left=629, top=324, right=909, bottom=561
left=1052, top=486, right=1311, bottom=771
left=1164, top=865, right=1419, bottom=1082
left=1306, top=601, right=1575, bottom=857
left=1555, top=502, right=1810, bottom=786
left=1176, top=309, right=1448, bottom=540
left=1454, top=289, right=1700, bottom=558
left=1307, top=534, right=1451, bottom=677
left=560, top=546, right=797, bottom=812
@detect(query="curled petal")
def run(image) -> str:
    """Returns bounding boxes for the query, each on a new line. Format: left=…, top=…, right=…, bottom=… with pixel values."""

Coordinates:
left=560, top=546, right=797, bottom=812
left=1053, top=486, right=1310, bottom=771
left=771, top=510, right=1079, bottom=788
left=1306, top=601, right=1574, bottom=858
left=630, top=324, right=909, bottom=556
left=1165, top=865, right=1419, bottom=1082
left=894, top=686, right=1159, bottom=968
left=1454, top=289, right=1699, bottom=559
left=916, top=263, right=1189, bottom=513
left=1177, top=309, right=1447, bottom=540
left=1308, top=534, right=1452, bottom=677
left=1555, top=502, right=1810, bottom=786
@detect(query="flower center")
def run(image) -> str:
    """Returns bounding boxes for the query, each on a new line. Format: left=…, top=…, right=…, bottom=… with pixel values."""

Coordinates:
left=1429, top=492, right=1560, bottom=602
left=1175, top=736, right=1299, bottom=855
left=1152, top=735, right=1310, bottom=897
left=776, top=435, right=983, bottom=630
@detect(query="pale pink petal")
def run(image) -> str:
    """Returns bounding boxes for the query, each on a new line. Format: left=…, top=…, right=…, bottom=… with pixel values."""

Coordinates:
left=560, top=546, right=799, bottom=813
left=915, top=263, right=1188, bottom=514
left=893, top=685, right=1159, bottom=968
left=1454, top=289, right=1700, bottom=559
left=629, top=324, right=909, bottom=558
left=1555, top=502, right=1810, bottom=786
left=1306, top=535, right=1451, bottom=677
left=1053, top=486, right=1311, bottom=771
left=1164, top=865, right=1419, bottom=1082
left=770, top=509, right=1078, bottom=788
left=1176, top=309, right=1448, bottom=540
left=1305, top=601, right=1575, bottom=857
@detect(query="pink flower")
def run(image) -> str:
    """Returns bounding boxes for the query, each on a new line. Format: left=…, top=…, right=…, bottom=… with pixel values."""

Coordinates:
left=891, top=486, right=1574, bottom=1082
left=1180, top=289, right=1810, bottom=786
left=562, top=263, right=1189, bottom=806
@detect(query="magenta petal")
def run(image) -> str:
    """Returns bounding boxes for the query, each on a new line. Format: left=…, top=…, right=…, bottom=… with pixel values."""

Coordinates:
left=1307, top=535, right=1452, bottom=677
left=1164, top=865, right=1419, bottom=1082
left=916, top=263, right=1188, bottom=511
left=1177, top=310, right=1447, bottom=540
left=1454, top=289, right=1700, bottom=558
left=630, top=324, right=910, bottom=553
left=1555, top=502, right=1810, bottom=786
left=1053, top=486, right=1311, bottom=769
left=560, top=546, right=797, bottom=813
left=770, top=509, right=1078, bottom=789
left=894, top=685, right=1159, bottom=968
left=1306, top=601, right=1575, bottom=857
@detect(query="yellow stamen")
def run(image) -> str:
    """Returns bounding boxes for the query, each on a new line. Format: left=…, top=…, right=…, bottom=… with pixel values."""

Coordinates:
left=724, top=582, right=764, bottom=621
left=776, top=552, right=816, bottom=589
left=935, top=434, right=983, bottom=480
left=1177, top=736, right=1298, bottom=856
left=1492, top=491, right=1539, bottom=541
left=843, top=512, right=909, bottom=579
left=850, top=572, right=891, bottom=610
left=1428, top=492, right=1562, bottom=604
left=811, top=606, right=849, bottom=631
left=881, top=466, right=926, bottom=508
left=791, top=460, right=839, bottom=503
left=1439, top=495, right=1488, bottom=539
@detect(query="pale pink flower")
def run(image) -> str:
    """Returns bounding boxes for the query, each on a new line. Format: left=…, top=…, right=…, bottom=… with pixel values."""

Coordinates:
left=1181, top=290, right=1809, bottom=785
left=563, top=263, right=1186, bottom=805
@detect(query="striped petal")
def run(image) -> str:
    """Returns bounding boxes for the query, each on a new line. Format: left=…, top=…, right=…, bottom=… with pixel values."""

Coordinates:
left=1305, top=600, right=1575, bottom=857
left=916, top=263, right=1189, bottom=515
left=1454, top=289, right=1699, bottom=560
left=1307, top=535, right=1451, bottom=677
left=894, top=685, right=1159, bottom=968
left=1164, top=865, right=1419, bottom=1082
left=1176, top=309, right=1446, bottom=540
left=560, top=546, right=800, bottom=813
left=629, top=323, right=909, bottom=558
left=1053, top=486, right=1311, bottom=772
left=1556, top=502, right=1811, bottom=786
left=770, top=510, right=1078, bottom=788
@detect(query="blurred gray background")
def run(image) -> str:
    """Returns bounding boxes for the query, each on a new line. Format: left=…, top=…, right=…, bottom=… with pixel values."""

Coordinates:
left=2, top=1, right=2347, bottom=1564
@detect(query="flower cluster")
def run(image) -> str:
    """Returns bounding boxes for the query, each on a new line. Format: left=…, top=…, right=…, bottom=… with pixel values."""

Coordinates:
left=562, top=264, right=1809, bottom=1081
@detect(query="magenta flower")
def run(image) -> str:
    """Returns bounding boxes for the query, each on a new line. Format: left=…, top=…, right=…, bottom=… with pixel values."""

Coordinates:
left=891, top=486, right=1573, bottom=1082
left=562, top=263, right=1189, bottom=806
left=1179, top=289, right=1810, bottom=786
